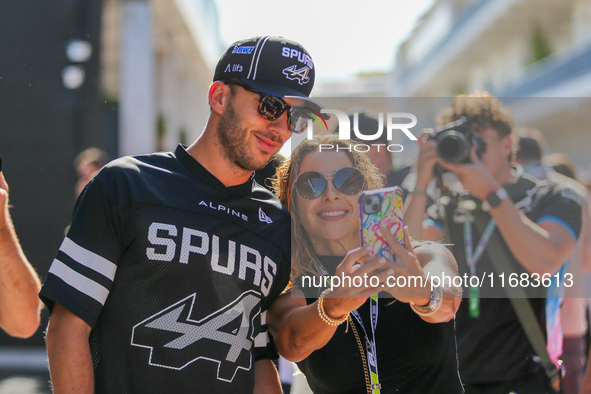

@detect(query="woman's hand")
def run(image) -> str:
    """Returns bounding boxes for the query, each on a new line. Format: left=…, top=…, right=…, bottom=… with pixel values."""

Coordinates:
left=321, top=247, right=398, bottom=320
left=379, top=225, right=431, bottom=304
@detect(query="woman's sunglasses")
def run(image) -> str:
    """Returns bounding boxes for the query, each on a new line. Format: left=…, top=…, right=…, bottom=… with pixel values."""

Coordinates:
left=295, top=167, right=364, bottom=200
left=228, top=80, right=311, bottom=134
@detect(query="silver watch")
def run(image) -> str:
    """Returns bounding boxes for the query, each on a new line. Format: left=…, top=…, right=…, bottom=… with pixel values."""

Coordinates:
left=411, top=285, right=443, bottom=314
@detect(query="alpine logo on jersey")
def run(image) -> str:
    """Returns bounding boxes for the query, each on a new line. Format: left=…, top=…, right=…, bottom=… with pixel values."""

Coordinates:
left=131, top=291, right=261, bottom=382
left=282, top=65, right=311, bottom=85
left=199, top=200, right=248, bottom=221
left=259, top=208, right=272, bottom=224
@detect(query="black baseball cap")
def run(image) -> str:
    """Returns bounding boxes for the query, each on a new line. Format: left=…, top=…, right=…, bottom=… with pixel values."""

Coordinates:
left=214, top=36, right=316, bottom=99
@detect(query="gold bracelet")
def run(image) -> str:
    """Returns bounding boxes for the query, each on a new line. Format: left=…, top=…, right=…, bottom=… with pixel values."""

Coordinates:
left=317, top=289, right=349, bottom=326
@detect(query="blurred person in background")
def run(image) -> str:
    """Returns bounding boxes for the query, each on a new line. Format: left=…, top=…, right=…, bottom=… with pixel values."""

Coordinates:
left=74, top=147, right=110, bottom=197
left=268, top=134, right=463, bottom=394
left=405, top=93, right=582, bottom=393
left=539, top=151, right=591, bottom=394
left=0, top=157, right=41, bottom=338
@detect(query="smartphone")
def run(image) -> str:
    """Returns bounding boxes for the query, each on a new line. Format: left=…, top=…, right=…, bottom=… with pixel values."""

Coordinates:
left=359, top=186, right=405, bottom=261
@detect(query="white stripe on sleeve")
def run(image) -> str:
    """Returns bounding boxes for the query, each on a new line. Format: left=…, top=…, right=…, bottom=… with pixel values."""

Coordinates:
left=60, top=237, right=117, bottom=281
left=254, top=331, right=269, bottom=348
left=48, top=259, right=110, bottom=305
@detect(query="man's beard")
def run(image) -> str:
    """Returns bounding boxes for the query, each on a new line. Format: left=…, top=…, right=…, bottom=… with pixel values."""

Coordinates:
left=217, top=99, right=282, bottom=171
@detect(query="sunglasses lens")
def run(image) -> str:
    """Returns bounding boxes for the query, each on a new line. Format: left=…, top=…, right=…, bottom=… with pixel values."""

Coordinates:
left=334, top=168, right=364, bottom=195
left=259, top=96, right=287, bottom=120
left=296, top=171, right=327, bottom=200
left=289, top=107, right=311, bottom=134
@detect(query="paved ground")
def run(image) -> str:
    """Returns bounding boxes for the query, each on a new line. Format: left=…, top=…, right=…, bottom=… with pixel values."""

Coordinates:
left=0, top=348, right=50, bottom=393
left=0, top=372, right=51, bottom=394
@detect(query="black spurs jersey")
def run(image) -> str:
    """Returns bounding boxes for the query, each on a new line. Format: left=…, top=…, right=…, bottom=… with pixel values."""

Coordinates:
left=40, top=145, right=291, bottom=393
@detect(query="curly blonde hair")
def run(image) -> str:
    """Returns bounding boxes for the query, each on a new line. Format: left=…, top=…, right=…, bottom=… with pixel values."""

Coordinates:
left=272, top=134, right=385, bottom=281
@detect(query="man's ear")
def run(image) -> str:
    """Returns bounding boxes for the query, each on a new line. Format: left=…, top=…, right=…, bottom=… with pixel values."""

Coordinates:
left=209, top=81, right=231, bottom=115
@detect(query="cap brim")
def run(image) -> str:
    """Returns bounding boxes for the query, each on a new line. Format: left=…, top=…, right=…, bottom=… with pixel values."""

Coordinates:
left=242, top=79, right=306, bottom=98
left=284, top=96, right=329, bottom=120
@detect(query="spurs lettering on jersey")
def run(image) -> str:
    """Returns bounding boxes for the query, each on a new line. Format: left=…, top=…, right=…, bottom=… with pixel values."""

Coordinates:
left=146, top=222, right=277, bottom=297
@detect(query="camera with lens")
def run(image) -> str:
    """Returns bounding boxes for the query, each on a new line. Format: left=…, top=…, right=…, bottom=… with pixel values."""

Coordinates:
left=428, top=116, right=486, bottom=167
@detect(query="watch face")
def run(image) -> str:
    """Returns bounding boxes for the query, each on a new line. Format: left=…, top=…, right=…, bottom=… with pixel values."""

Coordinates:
left=487, top=191, right=502, bottom=207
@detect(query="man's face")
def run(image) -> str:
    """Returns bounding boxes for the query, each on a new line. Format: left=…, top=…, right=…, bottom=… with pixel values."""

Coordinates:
left=474, top=127, right=512, bottom=178
left=217, top=84, right=292, bottom=171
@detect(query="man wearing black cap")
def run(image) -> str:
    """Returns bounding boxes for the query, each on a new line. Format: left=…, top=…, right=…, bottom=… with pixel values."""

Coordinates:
left=40, top=36, right=320, bottom=393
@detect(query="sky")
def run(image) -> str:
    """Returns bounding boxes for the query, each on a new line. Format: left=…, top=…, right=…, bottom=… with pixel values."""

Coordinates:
left=215, top=0, right=434, bottom=83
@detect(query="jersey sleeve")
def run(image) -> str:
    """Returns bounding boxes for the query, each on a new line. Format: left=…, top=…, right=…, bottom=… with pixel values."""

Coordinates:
left=40, top=174, right=122, bottom=327
left=253, top=310, right=279, bottom=361
left=534, top=184, right=583, bottom=242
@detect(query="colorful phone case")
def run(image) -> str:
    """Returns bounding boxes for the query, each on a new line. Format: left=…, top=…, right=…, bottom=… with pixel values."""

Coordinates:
left=359, top=186, right=404, bottom=261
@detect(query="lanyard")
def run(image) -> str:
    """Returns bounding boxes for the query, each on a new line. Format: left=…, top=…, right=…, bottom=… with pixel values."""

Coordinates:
left=351, top=295, right=381, bottom=393
left=317, top=261, right=381, bottom=393
left=463, top=214, right=496, bottom=274
left=463, top=213, right=496, bottom=318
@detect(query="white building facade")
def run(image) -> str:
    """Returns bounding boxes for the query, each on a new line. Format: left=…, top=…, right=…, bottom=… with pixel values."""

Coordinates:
left=390, top=0, right=591, bottom=170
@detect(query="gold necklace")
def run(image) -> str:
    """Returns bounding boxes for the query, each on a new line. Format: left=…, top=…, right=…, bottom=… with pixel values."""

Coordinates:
left=348, top=315, right=372, bottom=394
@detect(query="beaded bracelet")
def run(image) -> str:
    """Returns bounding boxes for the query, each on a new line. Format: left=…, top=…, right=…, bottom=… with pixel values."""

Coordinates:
left=317, top=289, right=349, bottom=326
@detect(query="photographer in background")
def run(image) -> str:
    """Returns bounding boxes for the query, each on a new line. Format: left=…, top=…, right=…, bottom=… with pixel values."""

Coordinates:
left=0, top=157, right=41, bottom=338
left=405, top=93, right=582, bottom=393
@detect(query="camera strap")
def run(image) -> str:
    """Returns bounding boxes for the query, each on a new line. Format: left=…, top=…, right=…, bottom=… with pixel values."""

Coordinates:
left=465, top=173, right=562, bottom=391
left=473, top=213, right=561, bottom=391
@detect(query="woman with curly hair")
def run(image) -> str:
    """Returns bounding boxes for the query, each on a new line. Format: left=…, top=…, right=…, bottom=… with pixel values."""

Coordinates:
left=267, top=134, right=463, bottom=393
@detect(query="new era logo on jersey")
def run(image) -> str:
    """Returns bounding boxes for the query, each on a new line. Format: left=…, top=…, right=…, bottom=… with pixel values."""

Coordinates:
left=282, top=65, right=311, bottom=85
left=258, top=208, right=272, bottom=224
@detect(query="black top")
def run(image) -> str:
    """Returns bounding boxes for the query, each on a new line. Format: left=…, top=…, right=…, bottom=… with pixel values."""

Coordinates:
left=296, top=255, right=463, bottom=394
left=40, top=145, right=291, bottom=393
left=425, top=172, right=582, bottom=384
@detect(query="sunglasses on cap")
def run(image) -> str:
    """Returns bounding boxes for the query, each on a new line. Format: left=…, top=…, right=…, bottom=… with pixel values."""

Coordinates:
left=227, top=80, right=312, bottom=134
left=295, top=167, right=364, bottom=200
